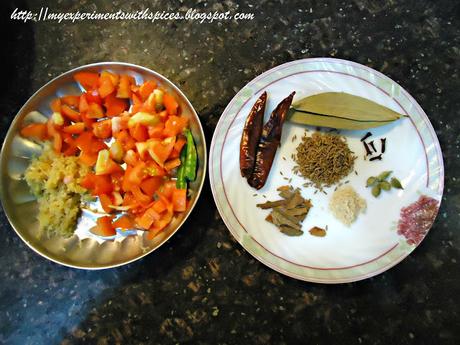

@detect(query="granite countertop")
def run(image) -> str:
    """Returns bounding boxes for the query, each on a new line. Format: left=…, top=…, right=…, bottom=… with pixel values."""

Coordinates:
left=1, top=0, right=459, bottom=344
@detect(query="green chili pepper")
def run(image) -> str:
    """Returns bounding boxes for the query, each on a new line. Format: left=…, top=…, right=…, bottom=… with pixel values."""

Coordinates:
left=184, top=129, right=197, bottom=181
left=176, top=144, right=187, bottom=189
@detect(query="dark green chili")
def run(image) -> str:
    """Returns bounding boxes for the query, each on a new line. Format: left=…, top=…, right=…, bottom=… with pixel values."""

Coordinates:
left=184, top=129, right=197, bottom=181
left=176, top=144, right=187, bottom=189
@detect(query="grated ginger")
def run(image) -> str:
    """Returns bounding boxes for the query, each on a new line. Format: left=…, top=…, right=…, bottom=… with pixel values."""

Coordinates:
left=329, top=185, right=366, bottom=226
left=24, top=143, right=90, bottom=238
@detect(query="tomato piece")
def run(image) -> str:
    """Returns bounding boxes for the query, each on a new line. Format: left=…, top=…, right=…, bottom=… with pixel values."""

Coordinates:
left=74, top=131, right=94, bottom=152
left=116, top=130, right=136, bottom=151
left=127, top=162, right=147, bottom=185
left=61, top=104, right=81, bottom=122
left=99, top=194, right=113, bottom=213
left=140, top=176, right=163, bottom=196
left=74, top=72, right=99, bottom=91
left=104, top=94, right=129, bottom=117
left=80, top=111, right=95, bottom=129
left=163, top=116, right=188, bottom=137
left=98, top=73, right=116, bottom=98
left=159, top=180, right=176, bottom=200
left=116, top=75, right=133, bottom=99
left=61, top=95, right=80, bottom=108
left=148, top=123, right=165, bottom=139
left=20, top=123, right=48, bottom=140
left=87, top=103, right=105, bottom=119
left=139, top=80, right=157, bottom=101
left=93, top=119, right=112, bottom=139
left=173, top=135, right=186, bottom=153
left=50, top=98, right=62, bottom=113
left=78, top=94, right=89, bottom=113
left=148, top=203, right=174, bottom=237
left=145, top=160, right=166, bottom=177
left=93, top=175, right=113, bottom=195
left=163, top=93, right=179, bottom=115
left=79, top=150, right=98, bottom=166
left=136, top=207, right=160, bottom=229
left=172, top=188, right=187, bottom=212
left=152, top=199, right=167, bottom=213
left=85, top=89, right=102, bottom=104
left=124, top=149, right=139, bottom=166
left=63, top=122, right=85, bottom=134
left=148, top=137, right=175, bottom=166
left=80, top=173, right=95, bottom=190
left=95, top=216, right=116, bottom=236
left=109, top=141, right=124, bottom=162
left=129, top=123, right=149, bottom=142
left=53, top=132, right=62, bottom=153
left=113, top=215, right=135, bottom=230
left=164, top=158, right=181, bottom=171
left=131, top=185, right=152, bottom=205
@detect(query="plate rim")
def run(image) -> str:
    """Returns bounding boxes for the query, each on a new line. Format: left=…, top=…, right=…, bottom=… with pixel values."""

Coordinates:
left=209, top=57, right=444, bottom=283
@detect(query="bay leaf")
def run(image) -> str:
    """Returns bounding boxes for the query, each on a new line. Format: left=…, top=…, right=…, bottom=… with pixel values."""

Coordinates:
left=288, top=92, right=407, bottom=130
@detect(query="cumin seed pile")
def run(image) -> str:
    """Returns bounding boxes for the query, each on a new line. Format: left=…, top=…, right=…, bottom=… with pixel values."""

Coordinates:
left=293, top=131, right=356, bottom=190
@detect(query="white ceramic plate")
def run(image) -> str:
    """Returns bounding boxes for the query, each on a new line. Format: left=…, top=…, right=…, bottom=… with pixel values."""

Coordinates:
left=209, top=58, right=444, bottom=283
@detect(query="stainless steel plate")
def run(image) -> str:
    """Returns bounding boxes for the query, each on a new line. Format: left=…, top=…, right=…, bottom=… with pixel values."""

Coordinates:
left=0, top=62, right=207, bottom=269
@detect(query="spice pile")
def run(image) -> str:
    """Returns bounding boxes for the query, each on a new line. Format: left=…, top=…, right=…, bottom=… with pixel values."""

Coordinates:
left=257, top=186, right=312, bottom=236
left=293, top=131, right=356, bottom=190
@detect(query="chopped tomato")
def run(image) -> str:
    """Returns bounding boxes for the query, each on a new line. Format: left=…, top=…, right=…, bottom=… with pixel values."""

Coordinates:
left=61, top=104, right=80, bottom=122
left=152, top=199, right=167, bottom=213
left=74, top=72, right=99, bottom=91
left=126, top=162, right=147, bottom=186
left=63, top=122, right=85, bottom=134
left=98, top=72, right=116, bottom=98
left=172, top=188, right=187, bottom=212
left=99, top=193, right=114, bottom=213
left=163, top=93, right=179, bottom=115
left=124, top=149, right=139, bottom=166
left=80, top=173, right=95, bottom=190
left=87, top=103, right=105, bottom=119
left=95, top=216, right=116, bottom=236
left=85, top=89, right=102, bottom=104
left=129, top=123, right=149, bottom=142
left=53, top=132, right=62, bottom=153
left=61, top=95, right=80, bottom=108
left=93, top=175, right=113, bottom=195
left=148, top=137, right=176, bottom=166
left=50, top=98, right=62, bottom=113
left=93, top=119, right=112, bottom=139
left=140, top=176, right=163, bottom=196
left=79, top=150, right=98, bottom=166
left=79, top=94, right=89, bottom=113
left=104, top=94, right=128, bottom=117
left=131, top=185, right=152, bottom=205
left=113, top=215, right=135, bottom=230
left=116, top=75, right=132, bottom=99
left=20, top=123, right=48, bottom=140
left=163, top=116, right=188, bottom=137
left=159, top=180, right=176, bottom=200
left=148, top=123, right=165, bottom=138
left=164, top=158, right=181, bottom=171
left=136, top=207, right=160, bottom=229
left=116, top=130, right=136, bottom=151
left=139, top=80, right=157, bottom=101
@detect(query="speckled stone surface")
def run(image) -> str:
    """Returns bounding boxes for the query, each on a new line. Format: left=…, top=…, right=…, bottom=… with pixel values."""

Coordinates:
left=1, top=0, right=459, bottom=344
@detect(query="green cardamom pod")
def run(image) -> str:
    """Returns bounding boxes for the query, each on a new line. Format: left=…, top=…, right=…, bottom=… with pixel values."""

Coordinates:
left=372, top=184, right=381, bottom=197
left=366, top=176, right=377, bottom=187
left=391, top=177, right=404, bottom=189
left=380, top=181, right=391, bottom=191
left=377, top=171, right=392, bottom=181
